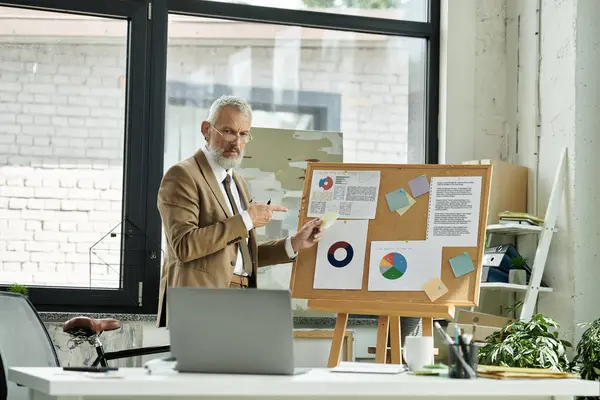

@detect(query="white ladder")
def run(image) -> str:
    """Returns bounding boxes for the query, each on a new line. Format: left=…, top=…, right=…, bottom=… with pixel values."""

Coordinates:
left=519, top=147, right=567, bottom=321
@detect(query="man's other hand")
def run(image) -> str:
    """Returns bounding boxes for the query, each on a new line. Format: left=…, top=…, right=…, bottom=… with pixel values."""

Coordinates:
left=291, top=219, right=324, bottom=252
left=248, top=202, right=288, bottom=227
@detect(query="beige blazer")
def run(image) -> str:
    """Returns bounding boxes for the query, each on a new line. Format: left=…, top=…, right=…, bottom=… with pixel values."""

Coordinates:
left=156, top=150, right=291, bottom=327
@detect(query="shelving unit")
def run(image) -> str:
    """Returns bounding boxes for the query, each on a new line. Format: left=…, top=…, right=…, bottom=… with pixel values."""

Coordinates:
left=480, top=282, right=552, bottom=293
left=478, top=148, right=567, bottom=321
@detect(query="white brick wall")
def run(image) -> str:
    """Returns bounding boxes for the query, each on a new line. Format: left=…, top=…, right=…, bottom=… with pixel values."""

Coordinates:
left=0, top=39, right=412, bottom=287
left=0, top=44, right=126, bottom=287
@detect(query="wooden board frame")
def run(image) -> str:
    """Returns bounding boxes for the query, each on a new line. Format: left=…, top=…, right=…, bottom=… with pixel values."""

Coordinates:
left=290, top=162, right=492, bottom=307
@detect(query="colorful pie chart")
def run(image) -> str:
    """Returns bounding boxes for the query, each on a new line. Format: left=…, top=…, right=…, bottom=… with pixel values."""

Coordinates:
left=379, top=252, right=407, bottom=280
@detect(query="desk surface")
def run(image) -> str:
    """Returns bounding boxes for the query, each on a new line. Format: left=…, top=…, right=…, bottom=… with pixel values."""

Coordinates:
left=8, top=367, right=600, bottom=398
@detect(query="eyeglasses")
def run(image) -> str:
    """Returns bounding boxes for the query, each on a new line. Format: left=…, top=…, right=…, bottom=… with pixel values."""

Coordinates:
left=211, top=125, right=253, bottom=143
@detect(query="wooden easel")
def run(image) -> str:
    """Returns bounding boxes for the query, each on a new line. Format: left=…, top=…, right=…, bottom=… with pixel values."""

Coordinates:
left=290, top=162, right=492, bottom=367
left=308, top=300, right=454, bottom=367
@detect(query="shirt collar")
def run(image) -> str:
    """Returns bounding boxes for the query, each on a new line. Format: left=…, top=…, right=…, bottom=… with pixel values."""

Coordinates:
left=201, top=146, right=232, bottom=185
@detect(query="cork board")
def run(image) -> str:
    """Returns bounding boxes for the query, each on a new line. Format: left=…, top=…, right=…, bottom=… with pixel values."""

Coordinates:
left=290, top=162, right=492, bottom=307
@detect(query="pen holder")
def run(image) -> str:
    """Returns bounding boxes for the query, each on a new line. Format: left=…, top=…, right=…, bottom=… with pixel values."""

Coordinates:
left=448, top=343, right=478, bottom=379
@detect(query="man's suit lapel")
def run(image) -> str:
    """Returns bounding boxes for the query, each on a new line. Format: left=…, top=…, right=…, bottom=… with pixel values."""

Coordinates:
left=194, top=150, right=232, bottom=218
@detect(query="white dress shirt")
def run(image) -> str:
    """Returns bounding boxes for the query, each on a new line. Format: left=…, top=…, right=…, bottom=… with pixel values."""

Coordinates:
left=201, top=146, right=296, bottom=276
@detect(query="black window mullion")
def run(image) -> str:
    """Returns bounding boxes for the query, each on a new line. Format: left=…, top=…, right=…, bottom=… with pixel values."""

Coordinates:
left=141, top=0, right=169, bottom=315
left=425, top=0, right=440, bottom=164
left=120, top=0, right=152, bottom=309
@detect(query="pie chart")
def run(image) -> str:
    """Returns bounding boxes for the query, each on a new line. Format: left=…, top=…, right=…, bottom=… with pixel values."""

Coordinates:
left=327, top=241, right=354, bottom=268
left=379, top=252, right=407, bottom=280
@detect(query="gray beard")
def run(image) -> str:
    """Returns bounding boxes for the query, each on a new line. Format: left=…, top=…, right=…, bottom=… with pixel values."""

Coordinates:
left=209, top=146, right=244, bottom=170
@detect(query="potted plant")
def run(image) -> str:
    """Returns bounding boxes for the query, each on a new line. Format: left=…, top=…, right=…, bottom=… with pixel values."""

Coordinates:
left=478, top=313, right=572, bottom=371
left=572, top=318, right=600, bottom=381
left=8, top=283, right=28, bottom=297
left=508, top=255, right=528, bottom=285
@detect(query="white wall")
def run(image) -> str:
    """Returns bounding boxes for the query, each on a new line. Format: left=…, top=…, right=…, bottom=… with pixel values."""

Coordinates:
left=571, top=0, right=600, bottom=339
left=441, top=0, right=600, bottom=347
left=439, top=0, right=508, bottom=164
left=507, top=0, right=600, bottom=344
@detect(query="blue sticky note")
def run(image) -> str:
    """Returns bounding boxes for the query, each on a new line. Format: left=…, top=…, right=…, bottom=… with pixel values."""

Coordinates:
left=449, top=253, right=475, bottom=278
left=385, top=188, right=410, bottom=212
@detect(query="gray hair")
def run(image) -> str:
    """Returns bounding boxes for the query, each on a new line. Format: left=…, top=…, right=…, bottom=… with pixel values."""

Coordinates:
left=207, top=95, right=252, bottom=125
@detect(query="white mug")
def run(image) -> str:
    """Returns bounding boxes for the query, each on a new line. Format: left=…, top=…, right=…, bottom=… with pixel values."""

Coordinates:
left=402, top=336, right=434, bottom=371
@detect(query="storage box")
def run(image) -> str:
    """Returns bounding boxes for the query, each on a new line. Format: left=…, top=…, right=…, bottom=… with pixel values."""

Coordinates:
left=446, top=310, right=512, bottom=343
left=482, top=244, right=548, bottom=286
left=461, top=159, right=528, bottom=225
left=482, top=244, right=528, bottom=283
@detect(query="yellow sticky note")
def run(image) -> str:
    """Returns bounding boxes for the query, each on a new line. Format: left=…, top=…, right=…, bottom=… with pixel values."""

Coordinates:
left=422, top=277, right=448, bottom=302
left=320, top=211, right=338, bottom=229
left=395, top=192, right=416, bottom=216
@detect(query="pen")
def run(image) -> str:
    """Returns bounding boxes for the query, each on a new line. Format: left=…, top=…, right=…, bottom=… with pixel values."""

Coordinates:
left=455, top=325, right=459, bottom=344
left=63, top=366, right=118, bottom=372
left=458, top=333, right=470, bottom=368
left=249, top=199, right=271, bottom=205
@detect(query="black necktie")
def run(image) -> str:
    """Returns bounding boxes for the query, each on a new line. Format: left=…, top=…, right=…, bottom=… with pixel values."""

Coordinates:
left=223, top=175, right=253, bottom=276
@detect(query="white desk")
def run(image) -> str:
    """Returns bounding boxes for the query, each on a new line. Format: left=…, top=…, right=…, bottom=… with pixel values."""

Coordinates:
left=9, top=367, right=599, bottom=400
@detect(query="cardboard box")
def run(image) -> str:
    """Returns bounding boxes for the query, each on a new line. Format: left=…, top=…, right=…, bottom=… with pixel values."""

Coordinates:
left=461, top=159, right=528, bottom=225
left=446, top=310, right=512, bottom=343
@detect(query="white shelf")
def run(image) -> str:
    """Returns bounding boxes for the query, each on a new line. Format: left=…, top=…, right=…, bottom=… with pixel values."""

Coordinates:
left=486, top=224, right=543, bottom=235
left=480, top=282, right=553, bottom=293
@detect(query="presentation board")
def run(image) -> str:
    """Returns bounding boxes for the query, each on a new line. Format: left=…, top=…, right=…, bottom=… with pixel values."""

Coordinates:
left=290, top=163, right=492, bottom=307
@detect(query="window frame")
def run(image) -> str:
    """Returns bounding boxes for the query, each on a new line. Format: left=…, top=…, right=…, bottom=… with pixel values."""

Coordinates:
left=0, top=0, right=152, bottom=313
left=0, top=0, right=440, bottom=314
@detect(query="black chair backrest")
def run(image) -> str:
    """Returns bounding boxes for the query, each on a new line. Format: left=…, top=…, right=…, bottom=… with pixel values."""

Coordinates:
left=0, top=351, right=7, bottom=400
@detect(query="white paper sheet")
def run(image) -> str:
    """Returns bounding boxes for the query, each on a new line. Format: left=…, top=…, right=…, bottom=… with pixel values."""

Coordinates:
left=331, top=361, right=407, bottom=374
left=367, top=241, right=442, bottom=291
left=307, top=170, right=381, bottom=219
left=313, top=219, right=369, bottom=290
left=426, top=176, right=482, bottom=247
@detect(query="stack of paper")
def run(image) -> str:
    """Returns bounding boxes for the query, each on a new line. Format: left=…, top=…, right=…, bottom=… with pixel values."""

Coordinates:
left=477, top=365, right=579, bottom=379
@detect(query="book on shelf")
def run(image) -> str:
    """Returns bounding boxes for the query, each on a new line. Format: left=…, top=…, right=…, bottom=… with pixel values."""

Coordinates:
left=497, top=211, right=544, bottom=226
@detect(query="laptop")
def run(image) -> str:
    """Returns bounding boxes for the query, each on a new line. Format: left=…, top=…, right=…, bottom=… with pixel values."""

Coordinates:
left=166, top=286, right=308, bottom=375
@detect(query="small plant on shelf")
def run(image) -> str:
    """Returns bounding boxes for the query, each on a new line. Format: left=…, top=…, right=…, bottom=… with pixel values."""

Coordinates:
left=478, top=313, right=572, bottom=372
left=8, top=283, right=29, bottom=297
left=509, top=255, right=529, bottom=269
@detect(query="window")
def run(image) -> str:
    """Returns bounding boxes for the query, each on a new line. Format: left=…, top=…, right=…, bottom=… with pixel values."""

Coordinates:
left=0, top=0, right=150, bottom=312
left=0, top=7, right=128, bottom=289
left=163, top=17, right=428, bottom=166
left=0, top=0, right=439, bottom=313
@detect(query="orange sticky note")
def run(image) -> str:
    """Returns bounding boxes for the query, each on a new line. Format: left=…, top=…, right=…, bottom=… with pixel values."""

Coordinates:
left=422, top=277, right=448, bottom=302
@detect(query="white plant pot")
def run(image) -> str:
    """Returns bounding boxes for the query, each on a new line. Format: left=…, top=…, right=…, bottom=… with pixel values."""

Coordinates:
left=509, top=269, right=527, bottom=285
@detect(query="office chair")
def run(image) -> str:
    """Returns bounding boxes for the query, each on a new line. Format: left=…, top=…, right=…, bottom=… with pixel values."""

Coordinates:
left=0, top=292, right=59, bottom=400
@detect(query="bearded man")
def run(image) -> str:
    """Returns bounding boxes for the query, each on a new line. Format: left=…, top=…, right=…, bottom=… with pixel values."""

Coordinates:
left=156, top=95, right=323, bottom=327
